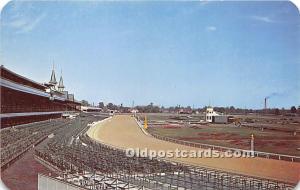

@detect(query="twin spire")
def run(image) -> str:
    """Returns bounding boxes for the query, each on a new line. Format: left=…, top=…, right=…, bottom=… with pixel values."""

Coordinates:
left=49, top=64, right=65, bottom=92
left=58, top=74, right=64, bottom=91
left=49, top=65, right=57, bottom=86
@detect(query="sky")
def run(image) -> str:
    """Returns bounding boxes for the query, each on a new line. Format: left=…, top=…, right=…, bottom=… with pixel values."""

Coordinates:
left=1, top=1, right=299, bottom=109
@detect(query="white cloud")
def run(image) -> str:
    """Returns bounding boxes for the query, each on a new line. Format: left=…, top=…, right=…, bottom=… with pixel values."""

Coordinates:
left=206, top=26, right=217, bottom=32
left=5, top=13, right=46, bottom=34
left=199, top=1, right=211, bottom=6
left=251, top=16, right=275, bottom=23
left=19, top=13, right=46, bottom=33
left=9, top=18, right=27, bottom=28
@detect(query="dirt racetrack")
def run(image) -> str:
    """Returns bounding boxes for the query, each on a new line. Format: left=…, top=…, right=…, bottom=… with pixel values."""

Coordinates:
left=87, top=115, right=300, bottom=184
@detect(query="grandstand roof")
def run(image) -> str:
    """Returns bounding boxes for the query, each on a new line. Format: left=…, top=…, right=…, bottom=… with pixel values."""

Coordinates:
left=0, top=65, right=46, bottom=91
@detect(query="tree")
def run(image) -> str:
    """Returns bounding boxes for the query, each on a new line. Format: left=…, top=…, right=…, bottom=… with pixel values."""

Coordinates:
left=81, top=100, right=89, bottom=106
left=98, top=102, right=104, bottom=108
left=228, top=106, right=235, bottom=113
left=107, top=103, right=114, bottom=110
left=217, top=107, right=226, bottom=113
left=274, top=108, right=280, bottom=115
left=291, top=106, right=297, bottom=113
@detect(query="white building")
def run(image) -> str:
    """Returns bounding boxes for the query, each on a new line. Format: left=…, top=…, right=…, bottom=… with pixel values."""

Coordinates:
left=81, top=106, right=102, bottom=113
left=205, top=107, right=219, bottom=122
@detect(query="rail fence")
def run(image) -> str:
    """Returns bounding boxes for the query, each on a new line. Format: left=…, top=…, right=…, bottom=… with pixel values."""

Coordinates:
left=135, top=119, right=299, bottom=162
left=150, top=132, right=300, bottom=162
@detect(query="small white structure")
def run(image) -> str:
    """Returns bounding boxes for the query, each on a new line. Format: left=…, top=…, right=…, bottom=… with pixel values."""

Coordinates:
left=205, top=107, right=219, bottom=122
left=130, top=109, right=138, bottom=114
left=130, top=109, right=138, bottom=117
left=81, top=106, right=102, bottom=113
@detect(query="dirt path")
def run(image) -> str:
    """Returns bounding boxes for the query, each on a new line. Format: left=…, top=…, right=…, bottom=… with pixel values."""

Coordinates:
left=87, top=115, right=300, bottom=184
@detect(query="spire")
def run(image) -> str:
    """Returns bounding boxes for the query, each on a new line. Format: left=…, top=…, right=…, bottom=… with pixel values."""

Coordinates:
left=49, top=63, right=57, bottom=86
left=58, top=70, right=65, bottom=92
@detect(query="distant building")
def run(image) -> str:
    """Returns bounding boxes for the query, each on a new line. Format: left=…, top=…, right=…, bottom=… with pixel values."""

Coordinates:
left=178, top=108, right=192, bottom=114
left=205, top=107, right=219, bottom=122
left=212, top=115, right=229, bottom=124
left=81, top=106, right=102, bottom=113
left=130, top=109, right=139, bottom=114
left=205, top=107, right=228, bottom=124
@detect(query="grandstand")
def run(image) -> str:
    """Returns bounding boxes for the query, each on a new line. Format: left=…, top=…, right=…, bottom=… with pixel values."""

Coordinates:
left=0, top=65, right=81, bottom=128
left=31, top=115, right=297, bottom=190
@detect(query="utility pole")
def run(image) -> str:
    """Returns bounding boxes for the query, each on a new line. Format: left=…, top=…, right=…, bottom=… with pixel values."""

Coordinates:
left=251, top=134, right=254, bottom=157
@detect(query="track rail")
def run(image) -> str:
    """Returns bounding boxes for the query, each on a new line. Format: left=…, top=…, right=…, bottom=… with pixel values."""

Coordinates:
left=137, top=119, right=300, bottom=162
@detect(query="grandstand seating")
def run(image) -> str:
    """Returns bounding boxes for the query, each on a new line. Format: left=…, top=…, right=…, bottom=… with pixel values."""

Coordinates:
left=0, top=119, right=70, bottom=170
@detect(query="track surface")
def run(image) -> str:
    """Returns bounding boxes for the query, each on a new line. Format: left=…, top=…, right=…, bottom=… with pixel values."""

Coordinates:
left=87, top=115, right=300, bottom=184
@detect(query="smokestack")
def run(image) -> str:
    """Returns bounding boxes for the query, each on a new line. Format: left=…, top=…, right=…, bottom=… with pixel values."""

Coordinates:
left=264, top=97, right=268, bottom=110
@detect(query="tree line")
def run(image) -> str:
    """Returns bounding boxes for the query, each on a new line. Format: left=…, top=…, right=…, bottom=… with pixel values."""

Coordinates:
left=81, top=100, right=300, bottom=115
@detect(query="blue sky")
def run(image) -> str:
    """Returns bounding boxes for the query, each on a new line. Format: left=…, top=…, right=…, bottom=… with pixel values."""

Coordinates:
left=1, top=1, right=299, bottom=109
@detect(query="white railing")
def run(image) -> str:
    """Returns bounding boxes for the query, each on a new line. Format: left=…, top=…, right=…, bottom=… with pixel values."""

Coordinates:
left=134, top=118, right=299, bottom=162
left=150, top=132, right=300, bottom=162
